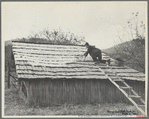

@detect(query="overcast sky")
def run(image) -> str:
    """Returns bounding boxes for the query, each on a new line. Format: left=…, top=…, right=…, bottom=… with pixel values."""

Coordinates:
left=2, top=2, right=147, bottom=49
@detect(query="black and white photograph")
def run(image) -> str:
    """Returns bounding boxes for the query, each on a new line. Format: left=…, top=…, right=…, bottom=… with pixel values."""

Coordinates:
left=2, top=1, right=148, bottom=117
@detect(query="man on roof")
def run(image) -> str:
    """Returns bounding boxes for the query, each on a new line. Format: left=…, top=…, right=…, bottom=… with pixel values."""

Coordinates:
left=84, top=42, right=110, bottom=65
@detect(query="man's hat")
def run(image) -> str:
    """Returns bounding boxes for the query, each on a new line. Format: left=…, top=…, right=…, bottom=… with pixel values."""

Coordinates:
left=85, top=42, right=89, bottom=46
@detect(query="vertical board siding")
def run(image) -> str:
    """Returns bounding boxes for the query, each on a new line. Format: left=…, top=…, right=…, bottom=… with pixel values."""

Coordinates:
left=20, top=79, right=144, bottom=106
left=29, top=81, right=33, bottom=105
left=124, top=80, right=145, bottom=100
left=45, top=81, right=49, bottom=105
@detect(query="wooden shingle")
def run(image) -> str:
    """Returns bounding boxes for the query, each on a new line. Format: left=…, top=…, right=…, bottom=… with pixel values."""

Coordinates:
left=12, top=42, right=145, bottom=81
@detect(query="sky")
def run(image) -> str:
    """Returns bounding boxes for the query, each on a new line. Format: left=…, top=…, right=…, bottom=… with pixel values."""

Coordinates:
left=2, top=2, right=147, bottom=49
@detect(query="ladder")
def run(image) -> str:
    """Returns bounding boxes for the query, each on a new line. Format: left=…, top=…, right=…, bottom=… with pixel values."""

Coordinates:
left=98, top=64, right=145, bottom=115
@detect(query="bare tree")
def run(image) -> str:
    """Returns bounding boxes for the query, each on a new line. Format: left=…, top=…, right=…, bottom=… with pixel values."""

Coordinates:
left=29, top=28, right=86, bottom=45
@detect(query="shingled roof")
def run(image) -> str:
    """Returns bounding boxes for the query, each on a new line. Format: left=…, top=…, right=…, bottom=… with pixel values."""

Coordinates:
left=12, top=42, right=145, bottom=81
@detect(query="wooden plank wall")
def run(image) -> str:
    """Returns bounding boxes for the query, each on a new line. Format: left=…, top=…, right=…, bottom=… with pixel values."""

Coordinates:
left=21, top=79, right=135, bottom=106
left=124, top=80, right=145, bottom=100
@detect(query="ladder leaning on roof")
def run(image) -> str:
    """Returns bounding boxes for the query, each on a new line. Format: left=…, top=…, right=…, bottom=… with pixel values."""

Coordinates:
left=98, top=64, right=145, bottom=115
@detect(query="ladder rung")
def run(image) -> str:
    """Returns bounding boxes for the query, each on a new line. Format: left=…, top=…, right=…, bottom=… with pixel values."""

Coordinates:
left=129, top=95, right=141, bottom=98
left=111, top=67, right=127, bottom=69
left=113, top=79, right=124, bottom=82
left=110, top=77, right=119, bottom=78
left=105, top=72, right=113, bottom=74
left=138, top=105, right=145, bottom=107
left=107, top=74, right=115, bottom=76
left=120, top=87, right=132, bottom=89
left=99, top=66, right=110, bottom=69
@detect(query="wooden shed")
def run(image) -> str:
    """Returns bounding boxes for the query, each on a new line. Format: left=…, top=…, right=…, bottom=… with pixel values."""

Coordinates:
left=12, top=41, right=145, bottom=107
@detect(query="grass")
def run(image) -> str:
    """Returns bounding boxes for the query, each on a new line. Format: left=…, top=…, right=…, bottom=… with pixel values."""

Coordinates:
left=4, top=86, right=140, bottom=116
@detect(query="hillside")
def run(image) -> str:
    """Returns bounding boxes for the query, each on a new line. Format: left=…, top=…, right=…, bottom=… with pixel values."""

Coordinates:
left=102, top=39, right=145, bottom=73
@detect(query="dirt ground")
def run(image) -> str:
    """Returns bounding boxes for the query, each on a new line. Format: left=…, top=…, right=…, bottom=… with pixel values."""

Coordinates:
left=4, top=86, right=141, bottom=116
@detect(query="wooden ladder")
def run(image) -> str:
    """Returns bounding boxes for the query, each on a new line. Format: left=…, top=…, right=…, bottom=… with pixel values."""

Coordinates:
left=98, top=64, right=145, bottom=115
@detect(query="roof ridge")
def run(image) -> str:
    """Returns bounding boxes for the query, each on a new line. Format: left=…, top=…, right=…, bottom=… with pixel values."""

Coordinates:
left=12, top=41, right=84, bottom=46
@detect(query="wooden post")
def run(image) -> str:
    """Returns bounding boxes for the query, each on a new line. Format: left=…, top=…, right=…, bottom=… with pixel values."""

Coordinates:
left=8, top=62, right=10, bottom=89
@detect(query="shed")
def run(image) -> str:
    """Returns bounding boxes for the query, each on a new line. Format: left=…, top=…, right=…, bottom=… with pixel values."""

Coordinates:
left=12, top=41, right=145, bottom=106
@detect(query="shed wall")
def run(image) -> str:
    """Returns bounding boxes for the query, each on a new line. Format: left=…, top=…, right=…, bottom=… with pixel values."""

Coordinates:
left=20, top=79, right=144, bottom=106
left=124, top=80, right=145, bottom=100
